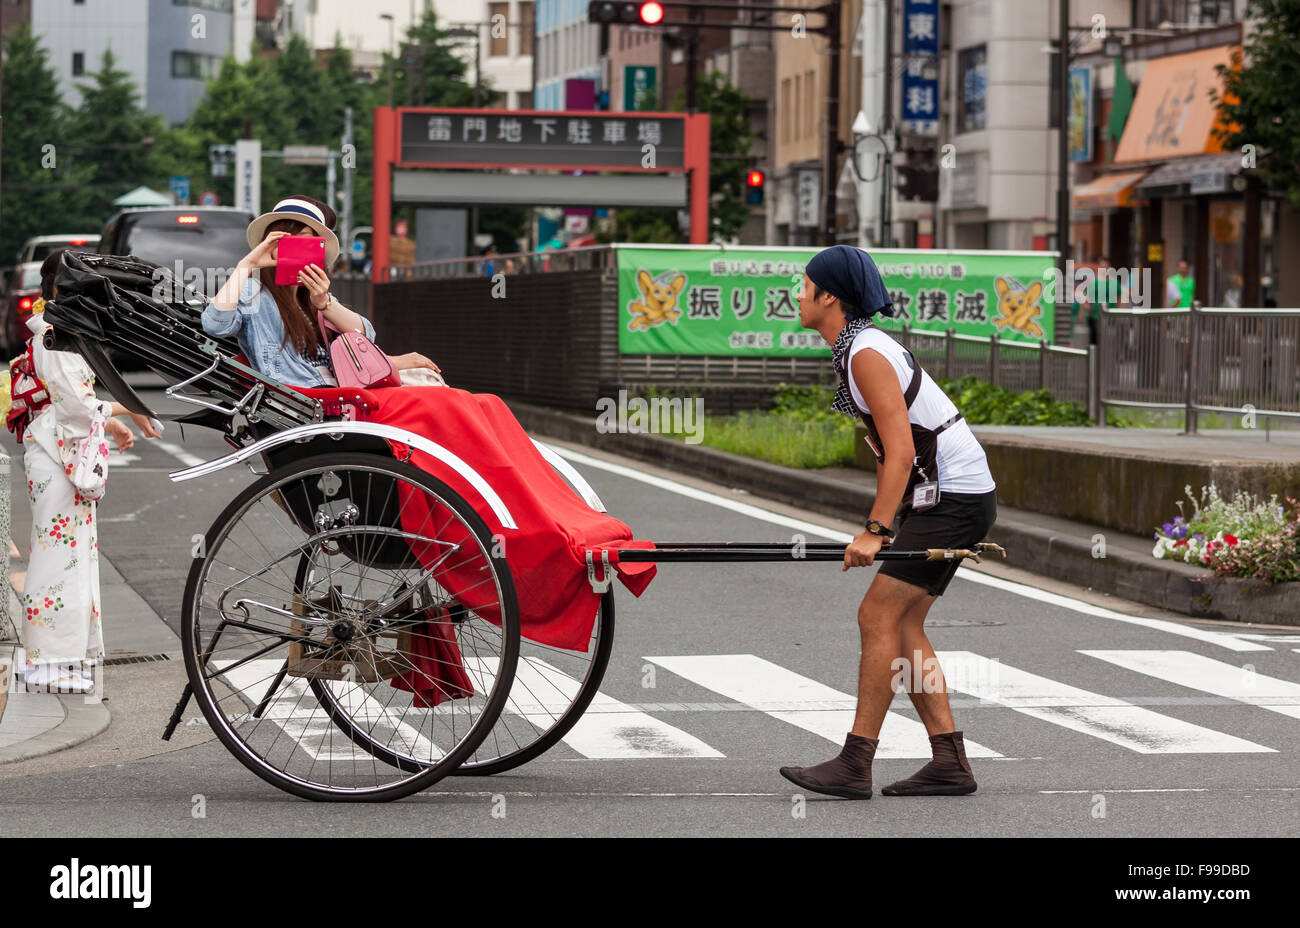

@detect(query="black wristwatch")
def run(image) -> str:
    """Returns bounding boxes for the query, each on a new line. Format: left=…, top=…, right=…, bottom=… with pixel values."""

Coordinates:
left=865, top=519, right=895, bottom=540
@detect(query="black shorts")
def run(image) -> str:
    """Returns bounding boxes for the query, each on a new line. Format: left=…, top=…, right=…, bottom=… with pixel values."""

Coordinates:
left=877, top=490, right=998, bottom=596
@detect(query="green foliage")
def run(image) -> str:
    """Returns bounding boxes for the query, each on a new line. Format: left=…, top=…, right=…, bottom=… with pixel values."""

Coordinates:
left=598, top=72, right=756, bottom=244
left=0, top=24, right=96, bottom=259
left=1212, top=0, right=1300, bottom=207
left=688, top=411, right=857, bottom=469
left=68, top=49, right=169, bottom=225
left=933, top=376, right=1092, bottom=426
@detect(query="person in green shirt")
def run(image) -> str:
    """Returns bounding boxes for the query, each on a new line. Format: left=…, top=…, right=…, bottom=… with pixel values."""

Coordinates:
left=1166, top=259, right=1195, bottom=308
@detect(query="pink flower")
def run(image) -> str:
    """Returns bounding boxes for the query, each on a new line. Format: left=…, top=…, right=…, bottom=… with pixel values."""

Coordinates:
left=1174, top=539, right=1188, bottom=547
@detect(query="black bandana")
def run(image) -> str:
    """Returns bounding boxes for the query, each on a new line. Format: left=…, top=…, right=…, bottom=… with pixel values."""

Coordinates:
left=830, top=317, right=875, bottom=418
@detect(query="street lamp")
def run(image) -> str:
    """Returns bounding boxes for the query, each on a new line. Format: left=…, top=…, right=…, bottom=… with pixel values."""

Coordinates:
left=380, top=13, right=395, bottom=108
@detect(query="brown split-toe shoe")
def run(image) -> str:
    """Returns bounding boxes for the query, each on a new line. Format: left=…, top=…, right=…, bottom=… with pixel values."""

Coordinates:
left=880, top=730, right=977, bottom=796
left=779, top=733, right=879, bottom=800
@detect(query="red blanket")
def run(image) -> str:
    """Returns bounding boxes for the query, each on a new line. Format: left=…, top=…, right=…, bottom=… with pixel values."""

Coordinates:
left=297, top=385, right=656, bottom=651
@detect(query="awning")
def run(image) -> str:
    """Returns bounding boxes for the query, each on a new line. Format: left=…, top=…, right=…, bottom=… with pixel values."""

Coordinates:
left=1136, top=152, right=1245, bottom=197
left=1114, top=45, right=1238, bottom=164
left=1073, top=170, right=1148, bottom=211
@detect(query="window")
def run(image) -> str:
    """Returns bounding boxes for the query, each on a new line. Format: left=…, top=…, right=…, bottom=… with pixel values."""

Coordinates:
left=781, top=77, right=791, bottom=143
left=958, top=45, right=987, bottom=133
left=794, top=73, right=801, bottom=139
left=517, top=90, right=533, bottom=110
left=172, top=50, right=221, bottom=79
left=489, top=4, right=508, bottom=57
left=1139, top=0, right=1235, bottom=28
left=72, top=51, right=84, bottom=75
left=805, top=69, right=815, bottom=137
left=519, top=2, right=534, bottom=57
left=171, top=0, right=234, bottom=11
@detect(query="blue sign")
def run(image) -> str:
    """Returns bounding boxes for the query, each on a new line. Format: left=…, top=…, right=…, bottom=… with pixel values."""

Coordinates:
left=169, top=175, right=190, bottom=205
left=901, top=0, right=940, bottom=135
left=1068, top=66, right=1093, bottom=162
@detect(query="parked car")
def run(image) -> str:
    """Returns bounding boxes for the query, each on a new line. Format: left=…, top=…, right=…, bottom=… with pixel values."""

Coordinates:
left=98, top=207, right=254, bottom=298
left=2, top=262, right=44, bottom=356
left=16, top=233, right=100, bottom=265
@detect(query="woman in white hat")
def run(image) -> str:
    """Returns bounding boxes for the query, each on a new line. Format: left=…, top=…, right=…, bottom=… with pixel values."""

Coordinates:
left=204, top=194, right=438, bottom=386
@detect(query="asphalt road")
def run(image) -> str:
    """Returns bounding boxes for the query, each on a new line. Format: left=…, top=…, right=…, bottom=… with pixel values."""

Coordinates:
left=2, top=384, right=1298, bottom=837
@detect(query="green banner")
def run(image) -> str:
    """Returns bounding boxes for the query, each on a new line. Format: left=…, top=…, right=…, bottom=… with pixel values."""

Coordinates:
left=616, top=245, right=1056, bottom=356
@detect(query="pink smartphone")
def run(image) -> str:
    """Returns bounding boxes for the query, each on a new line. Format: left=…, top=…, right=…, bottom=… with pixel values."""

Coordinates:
left=275, top=236, right=326, bottom=286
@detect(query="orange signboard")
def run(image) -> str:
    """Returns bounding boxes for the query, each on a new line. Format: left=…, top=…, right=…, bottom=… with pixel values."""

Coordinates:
left=1114, top=45, right=1238, bottom=164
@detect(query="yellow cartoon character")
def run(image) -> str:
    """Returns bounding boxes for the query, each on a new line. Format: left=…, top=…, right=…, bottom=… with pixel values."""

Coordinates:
left=993, top=276, right=1045, bottom=338
left=627, top=268, right=686, bottom=330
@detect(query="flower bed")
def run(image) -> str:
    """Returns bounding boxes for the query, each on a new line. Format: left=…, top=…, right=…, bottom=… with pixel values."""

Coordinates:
left=1153, top=485, right=1300, bottom=585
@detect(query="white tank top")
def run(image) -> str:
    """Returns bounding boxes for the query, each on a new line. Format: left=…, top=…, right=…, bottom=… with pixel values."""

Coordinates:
left=846, top=327, right=996, bottom=494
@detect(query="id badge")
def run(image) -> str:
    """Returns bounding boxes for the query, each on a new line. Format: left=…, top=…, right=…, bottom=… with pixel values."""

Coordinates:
left=912, top=480, right=940, bottom=511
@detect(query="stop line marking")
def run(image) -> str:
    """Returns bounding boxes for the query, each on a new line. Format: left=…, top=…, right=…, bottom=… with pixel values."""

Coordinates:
left=551, top=446, right=1272, bottom=653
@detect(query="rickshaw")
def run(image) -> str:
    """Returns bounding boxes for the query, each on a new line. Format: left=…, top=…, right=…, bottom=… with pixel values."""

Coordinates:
left=43, top=252, right=1001, bottom=802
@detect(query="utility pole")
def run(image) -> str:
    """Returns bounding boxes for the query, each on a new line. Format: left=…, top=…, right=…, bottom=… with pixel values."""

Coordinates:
left=685, top=3, right=700, bottom=113
left=820, top=0, right=842, bottom=246
left=341, top=106, right=355, bottom=255
left=1056, top=0, right=1070, bottom=283
left=880, top=0, right=894, bottom=247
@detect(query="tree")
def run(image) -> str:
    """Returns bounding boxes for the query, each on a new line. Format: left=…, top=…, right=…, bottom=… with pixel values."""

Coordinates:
left=388, top=9, right=484, bottom=108
left=68, top=49, right=168, bottom=223
left=0, top=24, right=95, bottom=260
left=598, top=74, right=757, bottom=244
left=1212, top=0, right=1300, bottom=207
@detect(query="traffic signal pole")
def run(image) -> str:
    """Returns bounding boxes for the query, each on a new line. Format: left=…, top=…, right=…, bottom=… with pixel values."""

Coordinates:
left=821, top=0, right=842, bottom=245
left=588, top=1, right=844, bottom=242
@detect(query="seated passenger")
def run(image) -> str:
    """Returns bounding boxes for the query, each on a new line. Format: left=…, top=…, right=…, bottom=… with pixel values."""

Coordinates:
left=205, top=194, right=438, bottom=387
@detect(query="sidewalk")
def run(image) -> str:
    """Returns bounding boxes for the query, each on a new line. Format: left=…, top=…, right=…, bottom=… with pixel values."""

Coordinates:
left=0, top=547, right=179, bottom=765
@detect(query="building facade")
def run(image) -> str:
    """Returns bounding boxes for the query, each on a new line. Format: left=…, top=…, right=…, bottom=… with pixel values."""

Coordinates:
left=31, top=0, right=313, bottom=126
left=534, top=0, right=600, bottom=110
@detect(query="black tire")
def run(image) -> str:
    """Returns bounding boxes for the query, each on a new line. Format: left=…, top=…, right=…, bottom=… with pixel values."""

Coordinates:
left=181, top=452, right=519, bottom=802
left=455, top=589, right=615, bottom=775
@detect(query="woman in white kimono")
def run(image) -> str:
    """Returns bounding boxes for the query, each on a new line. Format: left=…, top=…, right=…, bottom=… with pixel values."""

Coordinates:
left=19, top=260, right=160, bottom=693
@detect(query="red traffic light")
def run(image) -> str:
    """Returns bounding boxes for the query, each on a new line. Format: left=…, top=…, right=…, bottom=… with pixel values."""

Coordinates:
left=639, top=1, right=664, bottom=24
left=747, top=170, right=765, bottom=187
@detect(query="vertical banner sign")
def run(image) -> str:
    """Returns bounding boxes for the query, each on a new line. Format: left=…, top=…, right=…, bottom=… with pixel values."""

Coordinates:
left=901, top=0, right=940, bottom=135
left=169, top=175, right=191, bottom=206
left=1068, top=66, right=1093, bottom=162
left=616, top=245, right=1056, bottom=356
left=624, top=65, right=656, bottom=111
left=795, top=169, right=821, bottom=228
left=235, top=138, right=261, bottom=217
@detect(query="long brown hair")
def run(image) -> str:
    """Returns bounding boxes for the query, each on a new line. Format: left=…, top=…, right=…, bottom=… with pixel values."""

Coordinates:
left=259, top=217, right=321, bottom=356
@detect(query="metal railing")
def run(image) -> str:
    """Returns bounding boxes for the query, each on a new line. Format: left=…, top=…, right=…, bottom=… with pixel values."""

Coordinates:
left=378, top=245, right=617, bottom=282
left=1100, top=304, right=1300, bottom=431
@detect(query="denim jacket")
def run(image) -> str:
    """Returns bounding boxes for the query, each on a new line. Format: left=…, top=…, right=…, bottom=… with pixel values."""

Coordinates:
left=201, top=275, right=376, bottom=388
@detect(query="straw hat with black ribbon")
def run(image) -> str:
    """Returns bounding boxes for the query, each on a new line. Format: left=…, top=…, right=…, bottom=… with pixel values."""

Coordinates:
left=246, top=195, right=341, bottom=266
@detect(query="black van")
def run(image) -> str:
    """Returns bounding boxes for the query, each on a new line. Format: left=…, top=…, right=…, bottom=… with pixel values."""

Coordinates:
left=98, top=207, right=255, bottom=298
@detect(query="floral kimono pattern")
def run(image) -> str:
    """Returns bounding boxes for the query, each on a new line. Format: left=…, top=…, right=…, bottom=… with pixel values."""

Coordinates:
left=20, top=318, right=111, bottom=669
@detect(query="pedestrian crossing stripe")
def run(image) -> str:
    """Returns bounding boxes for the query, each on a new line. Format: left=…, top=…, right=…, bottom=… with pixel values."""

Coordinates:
left=935, top=651, right=1272, bottom=754
left=210, top=650, right=1288, bottom=763
left=468, top=656, right=724, bottom=759
left=645, top=654, right=1003, bottom=759
left=1081, top=650, right=1300, bottom=721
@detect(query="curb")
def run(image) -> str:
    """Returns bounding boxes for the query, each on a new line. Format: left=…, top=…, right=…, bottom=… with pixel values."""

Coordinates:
left=506, top=399, right=1300, bottom=626
left=0, top=693, right=111, bottom=765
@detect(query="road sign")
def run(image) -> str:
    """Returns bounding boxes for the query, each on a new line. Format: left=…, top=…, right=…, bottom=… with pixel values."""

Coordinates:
left=169, top=175, right=191, bottom=205
left=235, top=139, right=261, bottom=217
left=282, top=144, right=331, bottom=165
left=199, top=190, right=219, bottom=207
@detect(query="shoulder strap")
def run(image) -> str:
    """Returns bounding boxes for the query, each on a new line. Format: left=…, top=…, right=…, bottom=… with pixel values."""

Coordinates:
left=900, top=347, right=922, bottom=408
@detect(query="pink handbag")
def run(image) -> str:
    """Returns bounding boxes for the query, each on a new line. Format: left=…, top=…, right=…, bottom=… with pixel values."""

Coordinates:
left=316, top=310, right=400, bottom=390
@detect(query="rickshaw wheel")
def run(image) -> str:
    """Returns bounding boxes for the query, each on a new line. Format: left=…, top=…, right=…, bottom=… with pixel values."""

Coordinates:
left=312, top=585, right=615, bottom=776
left=182, top=453, right=520, bottom=802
